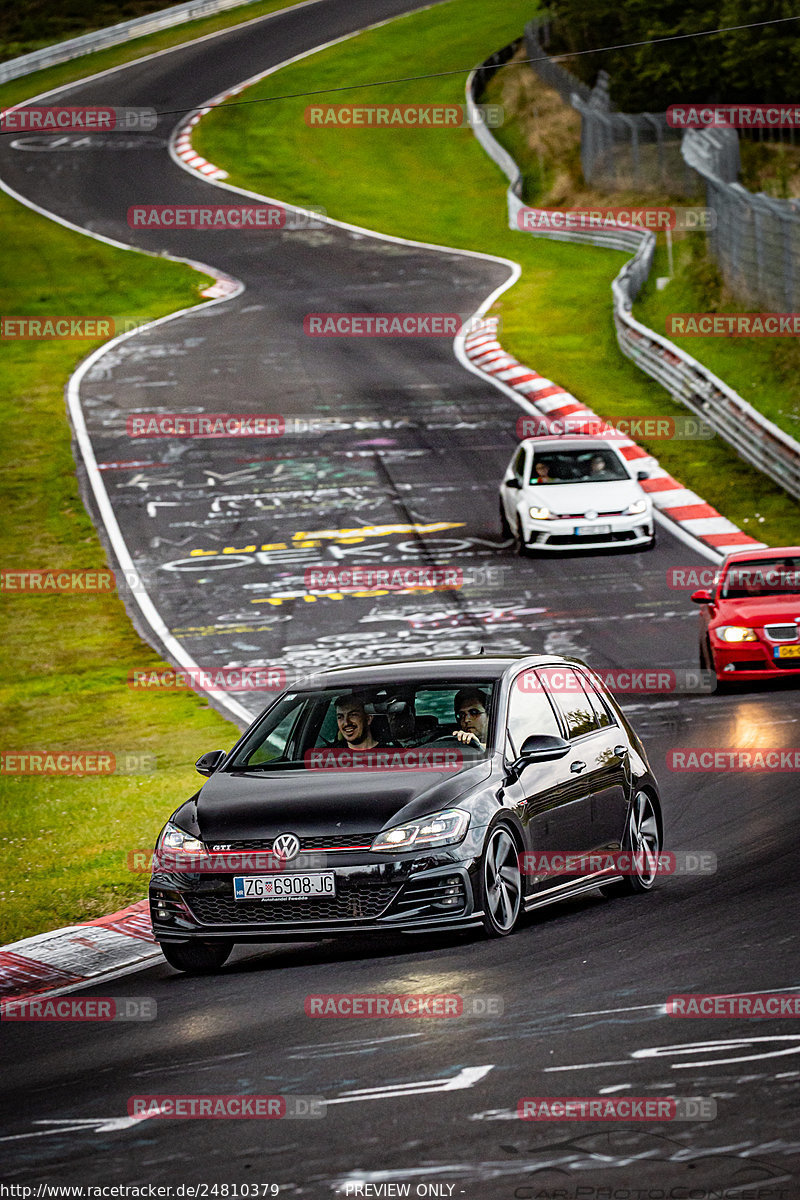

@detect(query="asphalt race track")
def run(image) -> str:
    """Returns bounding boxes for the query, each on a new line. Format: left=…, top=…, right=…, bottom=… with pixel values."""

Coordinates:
left=1, top=0, right=798, bottom=1192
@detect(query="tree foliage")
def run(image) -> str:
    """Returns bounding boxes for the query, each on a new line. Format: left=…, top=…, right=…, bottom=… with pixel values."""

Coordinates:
left=544, top=0, right=800, bottom=110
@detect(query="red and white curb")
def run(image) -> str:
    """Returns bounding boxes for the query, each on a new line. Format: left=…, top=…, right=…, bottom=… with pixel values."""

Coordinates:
left=0, top=901, right=162, bottom=1007
left=464, top=320, right=767, bottom=559
left=173, top=105, right=230, bottom=180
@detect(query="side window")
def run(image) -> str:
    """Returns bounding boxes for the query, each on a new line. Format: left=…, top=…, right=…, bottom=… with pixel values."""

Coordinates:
left=575, top=672, right=614, bottom=729
left=512, top=447, right=527, bottom=480
left=538, top=667, right=599, bottom=739
left=507, top=672, right=561, bottom=755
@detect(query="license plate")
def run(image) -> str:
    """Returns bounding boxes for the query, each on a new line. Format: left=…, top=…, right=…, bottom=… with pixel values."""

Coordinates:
left=233, top=873, right=335, bottom=900
left=775, top=644, right=800, bottom=658
left=575, top=524, right=612, bottom=535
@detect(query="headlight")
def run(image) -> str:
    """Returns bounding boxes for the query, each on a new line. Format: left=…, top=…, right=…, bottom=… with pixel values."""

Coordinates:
left=370, top=808, right=470, bottom=852
left=529, top=506, right=552, bottom=520
left=157, top=821, right=205, bottom=854
left=716, top=625, right=758, bottom=643
left=625, top=498, right=649, bottom=515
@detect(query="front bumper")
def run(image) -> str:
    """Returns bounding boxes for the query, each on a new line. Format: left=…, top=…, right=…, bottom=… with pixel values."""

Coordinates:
left=711, top=636, right=800, bottom=681
left=150, top=855, right=482, bottom=943
left=522, top=512, right=653, bottom=551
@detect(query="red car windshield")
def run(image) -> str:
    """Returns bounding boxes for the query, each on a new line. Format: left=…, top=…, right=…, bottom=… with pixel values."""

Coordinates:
left=721, top=557, right=800, bottom=599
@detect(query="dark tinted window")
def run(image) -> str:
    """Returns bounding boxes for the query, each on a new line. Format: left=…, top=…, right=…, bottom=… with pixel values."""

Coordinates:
left=538, top=666, right=599, bottom=738
left=575, top=672, right=613, bottom=729
left=528, top=448, right=628, bottom=485
left=507, top=672, right=561, bottom=754
left=512, top=447, right=527, bottom=479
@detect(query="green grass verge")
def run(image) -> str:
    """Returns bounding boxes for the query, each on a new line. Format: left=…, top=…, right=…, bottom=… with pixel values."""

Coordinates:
left=0, top=0, right=329, bottom=941
left=194, top=0, right=800, bottom=545
left=0, top=188, right=243, bottom=943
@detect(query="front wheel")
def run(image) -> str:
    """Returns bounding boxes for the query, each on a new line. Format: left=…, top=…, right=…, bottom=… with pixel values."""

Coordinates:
left=478, top=825, right=523, bottom=936
left=512, top=516, right=530, bottom=558
left=600, top=790, right=662, bottom=897
left=160, top=940, right=233, bottom=974
left=499, top=496, right=512, bottom=539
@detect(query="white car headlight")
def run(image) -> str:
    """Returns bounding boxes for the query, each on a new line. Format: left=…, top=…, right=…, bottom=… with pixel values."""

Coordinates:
left=625, top=498, right=649, bottom=516
left=157, top=821, right=205, bottom=855
left=716, top=625, right=758, bottom=643
left=529, top=506, right=552, bottom=520
left=371, top=808, right=470, bottom=852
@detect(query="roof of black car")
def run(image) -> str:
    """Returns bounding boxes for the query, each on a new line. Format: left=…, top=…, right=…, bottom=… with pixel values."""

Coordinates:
left=292, top=655, right=565, bottom=690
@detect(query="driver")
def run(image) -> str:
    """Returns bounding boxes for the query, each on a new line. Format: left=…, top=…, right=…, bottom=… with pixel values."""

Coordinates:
left=334, top=693, right=380, bottom=751
left=451, top=688, right=490, bottom=751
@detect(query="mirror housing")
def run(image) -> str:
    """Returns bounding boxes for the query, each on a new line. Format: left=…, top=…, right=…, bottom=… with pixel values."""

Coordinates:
left=505, top=477, right=522, bottom=490
left=510, top=734, right=571, bottom=773
left=636, top=470, right=650, bottom=481
left=195, top=749, right=226, bottom=777
left=691, top=589, right=713, bottom=604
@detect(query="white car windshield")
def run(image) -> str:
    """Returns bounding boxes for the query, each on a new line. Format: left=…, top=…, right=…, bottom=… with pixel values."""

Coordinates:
left=529, top=449, right=629, bottom=485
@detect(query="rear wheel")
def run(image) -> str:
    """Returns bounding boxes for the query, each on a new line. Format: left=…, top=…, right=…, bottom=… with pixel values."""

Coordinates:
left=600, top=790, right=662, bottom=897
left=479, top=824, right=523, bottom=936
left=160, top=940, right=233, bottom=974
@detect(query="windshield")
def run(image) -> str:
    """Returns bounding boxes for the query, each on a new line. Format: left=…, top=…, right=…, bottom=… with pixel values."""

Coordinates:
left=529, top=448, right=629, bottom=485
left=721, top=557, right=800, bottom=599
left=227, top=681, right=497, bottom=772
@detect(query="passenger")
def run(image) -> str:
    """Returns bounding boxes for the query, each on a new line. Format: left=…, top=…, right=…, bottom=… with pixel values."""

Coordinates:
left=334, top=693, right=380, bottom=751
left=533, top=460, right=552, bottom=483
left=451, top=688, right=490, bottom=751
left=588, top=454, right=608, bottom=476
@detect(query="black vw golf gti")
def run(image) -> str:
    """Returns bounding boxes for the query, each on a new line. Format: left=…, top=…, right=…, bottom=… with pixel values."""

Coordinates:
left=150, top=655, right=663, bottom=972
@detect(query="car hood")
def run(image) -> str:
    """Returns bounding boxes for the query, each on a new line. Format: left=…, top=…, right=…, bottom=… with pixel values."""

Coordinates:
left=523, top=479, right=644, bottom=513
left=189, top=760, right=494, bottom=843
left=713, top=594, right=800, bottom=623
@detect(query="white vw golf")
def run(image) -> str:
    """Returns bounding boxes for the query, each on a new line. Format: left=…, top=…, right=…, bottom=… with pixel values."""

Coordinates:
left=499, top=437, right=655, bottom=554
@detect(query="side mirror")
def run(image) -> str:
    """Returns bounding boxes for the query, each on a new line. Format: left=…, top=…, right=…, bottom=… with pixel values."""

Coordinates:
left=691, top=589, right=713, bottom=604
left=510, top=734, right=571, bottom=772
left=505, top=477, right=522, bottom=490
left=636, top=470, right=650, bottom=481
left=195, top=749, right=226, bottom=777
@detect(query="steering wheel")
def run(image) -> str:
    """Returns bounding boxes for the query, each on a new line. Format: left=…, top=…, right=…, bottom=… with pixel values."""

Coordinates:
left=430, top=733, right=483, bottom=750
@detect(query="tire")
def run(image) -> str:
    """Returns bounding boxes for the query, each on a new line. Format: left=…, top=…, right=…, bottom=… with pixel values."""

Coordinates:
left=644, top=529, right=656, bottom=550
left=478, top=824, right=523, bottom=937
left=512, top=516, right=530, bottom=558
left=600, top=790, right=662, bottom=898
left=160, top=940, right=233, bottom=974
left=700, top=637, right=722, bottom=694
left=499, top=496, right=512, bottom=539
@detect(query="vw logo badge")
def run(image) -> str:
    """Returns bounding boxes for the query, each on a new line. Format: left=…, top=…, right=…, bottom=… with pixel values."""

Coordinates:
left=273, top=832, right=300, bottom=861
left=585, top=510, right=598, bottom=520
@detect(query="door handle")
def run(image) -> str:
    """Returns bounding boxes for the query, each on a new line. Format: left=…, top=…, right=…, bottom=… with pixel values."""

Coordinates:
left=570, top=761, right=587, bottom=773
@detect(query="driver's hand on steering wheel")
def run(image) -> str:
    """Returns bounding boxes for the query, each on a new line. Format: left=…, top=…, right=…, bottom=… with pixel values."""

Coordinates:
left=451, top=729, right=484, bottom=749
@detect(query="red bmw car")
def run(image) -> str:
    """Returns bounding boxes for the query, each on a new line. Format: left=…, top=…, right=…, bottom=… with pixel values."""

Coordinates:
left=693, top=546, right=800, bottom=687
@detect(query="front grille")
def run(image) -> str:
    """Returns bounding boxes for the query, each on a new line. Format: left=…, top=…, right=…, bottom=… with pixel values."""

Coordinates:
left=730, top=661, right=767, bottom=671
left=185, top=879, right=400, bottom=925
left=555, top=510, right=627, bottom=519
left=393, top=874, right=467, bottom=916
left=764, top=624, right=798, bottom=641
left=545, top=531, right=637, bottom=546
left=209, top=834, right=376, bottom=852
